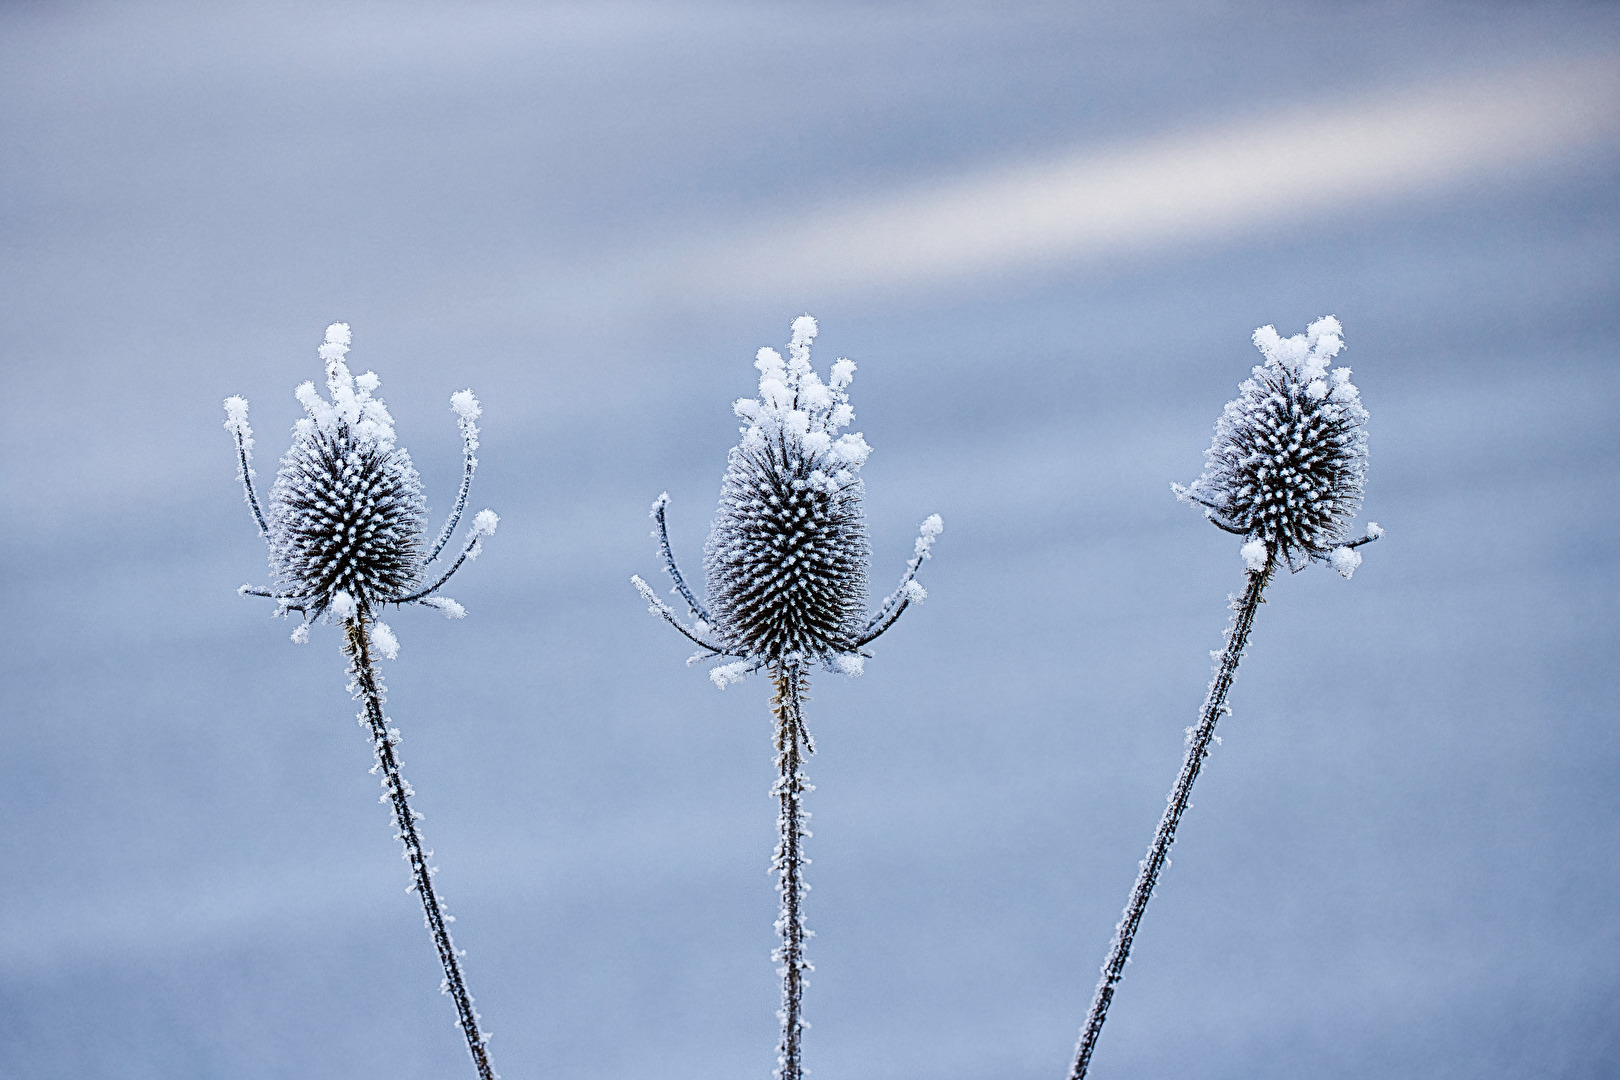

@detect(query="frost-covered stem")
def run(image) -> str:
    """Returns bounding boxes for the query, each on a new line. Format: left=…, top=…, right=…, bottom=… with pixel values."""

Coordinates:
left=342, top=618, right=495, bottom=1080
left=771, top=661, right=813, bottom=1080
left=1069, top=565, right=1273, bottom=1080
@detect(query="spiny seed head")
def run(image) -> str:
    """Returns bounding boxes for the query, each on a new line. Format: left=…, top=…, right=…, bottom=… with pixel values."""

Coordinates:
left=704, top=316, right=872, bottom=662
left=1180, top=316, right=1369, bottom=570
left=267, top=324, right=427, bottom=616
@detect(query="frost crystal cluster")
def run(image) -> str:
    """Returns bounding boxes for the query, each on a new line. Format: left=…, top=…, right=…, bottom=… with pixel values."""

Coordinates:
left=1174, top=315, right=1378, bottom=575
left=633, top=315, right=942, bottom=687
left=226, top=323, right=497, bottom=641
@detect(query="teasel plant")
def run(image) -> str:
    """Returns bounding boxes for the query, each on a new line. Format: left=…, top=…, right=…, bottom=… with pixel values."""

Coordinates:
left=1068, top=316, right=1383, bottom=1079
left=224, top=323, right=501, bottom=1080
left=632, top=315, right=943, bottom=1080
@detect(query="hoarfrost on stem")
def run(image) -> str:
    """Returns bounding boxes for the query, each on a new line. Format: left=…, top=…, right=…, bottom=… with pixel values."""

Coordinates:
left=224, top=322, right=503, bottom=1079
left=630, top=316, right=943, bottom=1080
left=1073, top=316, right=1383, bottom=1080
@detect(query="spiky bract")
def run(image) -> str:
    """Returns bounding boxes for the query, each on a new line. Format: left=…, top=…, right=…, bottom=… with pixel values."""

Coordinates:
left=1178, top=316, right=1369, bottom=571
left=704, top=317, right=872, bottom=665
left=267, top=324, right=426, bottom=618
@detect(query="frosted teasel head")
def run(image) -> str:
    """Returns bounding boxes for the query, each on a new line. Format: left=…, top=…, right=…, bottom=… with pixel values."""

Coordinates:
left=632, top=315, right=943, bottom=687
left=1174, top=316, right=1382, bottom=577
left=225, top=323, right=498, bottom=646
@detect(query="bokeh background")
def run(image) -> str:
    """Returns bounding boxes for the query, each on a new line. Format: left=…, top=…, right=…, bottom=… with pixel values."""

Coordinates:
left=3, top=3, right=1618, bottom=1078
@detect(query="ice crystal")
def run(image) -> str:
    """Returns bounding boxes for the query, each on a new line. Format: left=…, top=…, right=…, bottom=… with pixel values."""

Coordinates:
left=226, top=323, right=497, bottom=638
left=1174, top=316, right=1377, bottom=573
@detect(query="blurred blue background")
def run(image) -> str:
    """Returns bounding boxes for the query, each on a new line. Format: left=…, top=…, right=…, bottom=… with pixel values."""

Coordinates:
left=2, top=3, right=1618, bottom=1077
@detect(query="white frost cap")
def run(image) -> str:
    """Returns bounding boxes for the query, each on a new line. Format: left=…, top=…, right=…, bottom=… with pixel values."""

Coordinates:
left=1253, top=315, right=1345, bottom=382
left=299, top=322, right=399, bottom=449
left=223, top=396, right=252, bottom=439
left=734, top=313, right=862, bottom=469
left=1329, top=546, right=1363, bottom=579
left=1241, top=539, right=1269, bottom=571
left=330, top=591, right=357, bottom=620
left=791, top=314, right=817, bottom=347
left=915, top=513, right=944, bottom=556
left=472, top=509, right=499, bottom=536
left=450, top=389, right=482, bottom=423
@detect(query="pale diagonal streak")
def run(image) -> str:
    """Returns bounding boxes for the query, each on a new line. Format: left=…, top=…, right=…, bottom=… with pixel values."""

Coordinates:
left=645, top=57, right=1620, bottom=302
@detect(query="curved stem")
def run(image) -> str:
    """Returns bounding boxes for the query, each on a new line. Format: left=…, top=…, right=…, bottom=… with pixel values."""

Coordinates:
left=771, top=661, right=813, bottom=1080
left=631, top=575, right=728, bottom=654
left=394, top=525, right=486, bottom=604
left=653, top=495, right=710, bottom=624
left=1069, top=565, right=1273, bottom=1079
left=343, top=618, right=496, bottom=1080
left=856, top=590, right=912, bottom=647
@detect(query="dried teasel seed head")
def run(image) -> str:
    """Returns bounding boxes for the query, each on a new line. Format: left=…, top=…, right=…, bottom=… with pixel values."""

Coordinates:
left=1177, top=316, right=1369, bottom=571
left=267, top=324, right=427, bottom=617
left=704, top=316, right=872, bottom=662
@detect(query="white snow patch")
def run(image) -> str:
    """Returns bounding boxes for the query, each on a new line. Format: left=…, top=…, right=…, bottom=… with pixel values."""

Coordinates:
left=1329, top=545, right=1363, bottom=578
left=450, top=390, right=481, bottom=422
left=422, top=597, right=466, bottom=619
left=710, top=660, right=751, bottom=689
left=371, top=621, right=400, bottom=660
left=827, top=653, right=865, bottom=677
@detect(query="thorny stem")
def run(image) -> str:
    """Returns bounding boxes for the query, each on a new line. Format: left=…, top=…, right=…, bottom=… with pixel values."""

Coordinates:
left=343, top=618, right=496, bottom=1080
left=771, top=661, right=813, bottom=1080
left=1069, top=564, right=1274, bottom=1080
